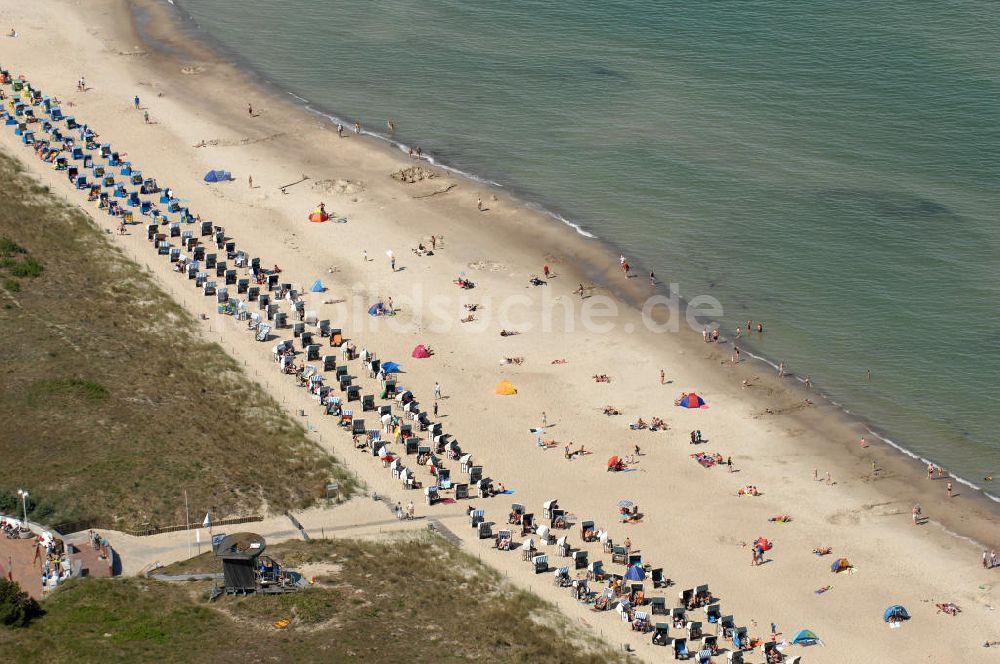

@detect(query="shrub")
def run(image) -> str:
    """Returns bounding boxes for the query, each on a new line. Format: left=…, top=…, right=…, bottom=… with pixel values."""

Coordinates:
left=0, top=578, right=43, bottom=627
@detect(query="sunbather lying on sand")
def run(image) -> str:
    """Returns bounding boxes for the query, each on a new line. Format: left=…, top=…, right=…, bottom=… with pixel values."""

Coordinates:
left=500, top=329, right=519, bottom=336
left=460, top=314, right=475, bottom=323
left=593, top=374, right=611, bottom=382
left=629, top=418, right=648, bottom=430
left=550, top=358, right=567, bottom=364
left=737, top=485, right=761, bottom=496
left=768, top=515, right=792, bottom=523
left=603, top=406, right=622, bottom=416
left=650, top=417, right=667, bottom=430
left=813, top=547, right=832, bottom=556
left=464, top=303, right=480, bottom=311
left=936, top=602, right=960, bottom=616
left=500, top=357, right=524, bottom=365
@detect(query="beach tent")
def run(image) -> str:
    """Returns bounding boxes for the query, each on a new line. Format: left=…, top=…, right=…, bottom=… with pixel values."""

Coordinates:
left=368, top=302, right=385, bottom=316
left=883, top=605, right=909, bottom=622
left=309, top=279, right=325, bottom=293
left=791, top=629, right=819, bottom=645
left=382, top=361, right=401, bottom=374
left=309, top=212, right=328, bottom=223
left=411, top=344, right=431, bottom=359
left=624, top=565, right=646, bottom=581
left=607, top=456, right=620, bottom=470
left=203, top=169, right=232, bottom=183
left=679, top=393, right=706, bottom=408
left=495, top=380, right=517, bottom=396
left=831, top=558, right=852, bottom=573
left=754, top=537, right=772, bottom=552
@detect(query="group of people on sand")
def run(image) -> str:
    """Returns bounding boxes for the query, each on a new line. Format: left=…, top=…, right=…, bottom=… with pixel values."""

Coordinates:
left=629, top=416, right=666, bottom=431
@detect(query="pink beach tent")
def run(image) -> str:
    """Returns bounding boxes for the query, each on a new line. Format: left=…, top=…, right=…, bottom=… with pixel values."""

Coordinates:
left=411, top=344, right=432, bottom=359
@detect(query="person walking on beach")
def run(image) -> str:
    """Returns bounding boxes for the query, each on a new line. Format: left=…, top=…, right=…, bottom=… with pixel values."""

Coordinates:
left=947, top=481, right=953, bottom=498
left=143, top=110, right=150, bottom=124
left=660, top=369, right=665, bottom=385
left=735, top=327, right=742, bottom=339
left=433, top=401, right=438, bottom=417
left=406, top=500, right=414, bottom=519
left=248, top=175, right=253, bottom=189
left=362, top=249, right=367, bottom=263
left=434, top=382, right=442, bottom=400
left=732, top=347, right=741, bottom=364
left=337, top=123, right=345, bottom=137
left=133, top=95, right=140, bottom=110
left=778, top=362, right=785, bottom=377
left=416, top=146, right=422, bottom=159
left=727, top=456, right=733, bottom=472
left=541, top=411, right=547, bottom=427
left=992, top=550, right=998, bottom=568
left=937, top=465, right=944, bottom=479
left=476, top=196, right=483, bottom=211
left=354, top=121, right=361, bottom=134
left=805, top=375, right=811, bottom=390
left=543, top=264, right=550, bottom=279
left=859, top=437, right=866, bottom=448
left=649, top=271, right=656, bottom=286
left=576, top=283, right=585, bottom=299
left=928, top=463, right=934, bottom=480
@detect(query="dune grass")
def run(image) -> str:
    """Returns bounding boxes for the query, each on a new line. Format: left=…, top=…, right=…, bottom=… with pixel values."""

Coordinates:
left=3, top=534, right=623, bottom=663
left=0, top=149, right=355, bottom=530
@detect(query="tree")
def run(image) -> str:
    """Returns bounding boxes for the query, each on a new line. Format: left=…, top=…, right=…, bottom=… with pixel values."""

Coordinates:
left=0, top=578, right=43, bottom=627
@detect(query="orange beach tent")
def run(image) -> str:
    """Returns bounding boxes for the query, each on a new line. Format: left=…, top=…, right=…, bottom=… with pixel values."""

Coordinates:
left=495, top=380, right=517, bottom=396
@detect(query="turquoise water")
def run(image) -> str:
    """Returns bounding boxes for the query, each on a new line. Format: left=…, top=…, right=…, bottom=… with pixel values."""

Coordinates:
left=173, top=0, right=1000, bottom=486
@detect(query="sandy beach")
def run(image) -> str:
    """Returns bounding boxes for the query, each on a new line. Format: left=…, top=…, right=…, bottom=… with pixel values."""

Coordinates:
left=2, top=0, right=1000, bottom=660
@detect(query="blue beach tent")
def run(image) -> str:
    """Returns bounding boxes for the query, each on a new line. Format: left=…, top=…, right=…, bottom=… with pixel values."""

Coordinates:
left=382, top=361, right=401, bottom=374
left=624, top=565, right=646, bottom=581
left=883, top=605, right=909, bottom=622
left=203, top=169, right=232, bottom=183
left=791, top=629, right=819, bottom=645
left=309, top=279, right=325, bottom=293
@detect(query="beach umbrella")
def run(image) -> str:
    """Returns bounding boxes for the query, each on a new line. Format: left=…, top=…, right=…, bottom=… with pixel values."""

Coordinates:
left=308, top=212, right=328, bottom=223
left=607, top=456, right=620, bottom=469
left=616, top=500, right=634, bottom=509
left=831, top=558, right=852, bottom=573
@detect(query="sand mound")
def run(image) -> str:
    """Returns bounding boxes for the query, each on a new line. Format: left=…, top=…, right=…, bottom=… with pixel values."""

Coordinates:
left=392, top=166, right=437, bottom=184
left=313, top=178, right=366, bottom=195
left=467, top=260, right=507, bottom=272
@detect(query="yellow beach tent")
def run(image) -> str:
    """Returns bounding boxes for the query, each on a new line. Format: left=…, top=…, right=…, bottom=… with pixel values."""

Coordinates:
left=495, top=380, right=517, bottom=396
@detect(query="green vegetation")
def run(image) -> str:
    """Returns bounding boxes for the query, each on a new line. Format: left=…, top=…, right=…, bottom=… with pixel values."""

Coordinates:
left=0, top=579, right=43, bottom=628
left=0, top=235, right=43, bottom=292
left=0, top=149, right=355, bottom=530
left=3, top=535, right=622, bottom=663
